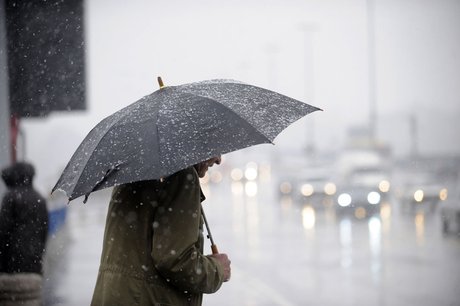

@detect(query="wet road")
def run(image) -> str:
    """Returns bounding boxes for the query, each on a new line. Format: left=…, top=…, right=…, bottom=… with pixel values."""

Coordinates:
left=43, top=171, right=460, bottom=306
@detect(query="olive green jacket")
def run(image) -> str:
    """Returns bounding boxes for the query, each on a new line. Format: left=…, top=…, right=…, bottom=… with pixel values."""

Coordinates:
left=91, top=167, right=224, bottom=306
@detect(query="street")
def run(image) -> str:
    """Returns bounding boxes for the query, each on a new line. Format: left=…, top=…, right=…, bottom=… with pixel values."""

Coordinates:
left=43, top=166, right=460, bottom=306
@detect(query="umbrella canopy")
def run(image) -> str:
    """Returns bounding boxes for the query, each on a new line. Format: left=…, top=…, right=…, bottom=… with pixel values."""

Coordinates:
left=52, top=78, right=321, bottom=202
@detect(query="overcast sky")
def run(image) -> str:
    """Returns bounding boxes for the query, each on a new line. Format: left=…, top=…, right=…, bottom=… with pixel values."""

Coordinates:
left=19, top=0, right=460, bottom=193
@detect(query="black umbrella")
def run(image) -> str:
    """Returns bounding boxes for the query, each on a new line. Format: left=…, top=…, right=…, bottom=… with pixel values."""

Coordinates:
left=52, top=77, right=321, bottom=203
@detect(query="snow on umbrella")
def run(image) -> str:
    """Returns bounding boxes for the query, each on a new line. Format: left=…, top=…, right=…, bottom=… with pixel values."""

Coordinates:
left=52, top=77, right=321, bottom=202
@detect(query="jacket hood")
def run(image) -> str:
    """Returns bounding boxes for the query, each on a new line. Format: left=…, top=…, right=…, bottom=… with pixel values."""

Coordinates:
left=1, top=162, right=35, bottom=188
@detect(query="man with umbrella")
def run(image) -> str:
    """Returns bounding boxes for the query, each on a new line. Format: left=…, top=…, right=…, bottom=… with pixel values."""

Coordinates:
left=91, top=156, right=230, bottom=306
left=53, top=78, right=319, bottom=305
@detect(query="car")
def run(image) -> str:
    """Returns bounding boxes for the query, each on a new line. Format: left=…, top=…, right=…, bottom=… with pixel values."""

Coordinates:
left=440, top=187, right=460, bottom=236
left=347, top=166, right=392, bottom=200
left=276, top=162, right=337, bottom=205
left=332, top=163, right=392, bottom=219
left=396, top=170, right=448, bottom=213
left=334, top=183, right=383, bottom=219
left=294, top=169, right=337, bottom=207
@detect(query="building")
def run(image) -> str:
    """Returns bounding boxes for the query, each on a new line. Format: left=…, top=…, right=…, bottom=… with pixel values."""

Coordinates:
left=0, top=0, right=86, bottom=197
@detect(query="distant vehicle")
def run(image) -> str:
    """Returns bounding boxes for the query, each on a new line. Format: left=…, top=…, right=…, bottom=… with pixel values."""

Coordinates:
left=347, top=166, right=391, bottom=199
left=334, top=183, right=383, bottom=218
left=440, top=187, right=460, bottom=236
left=396, top=171, right=448, bottom=213
left=332, top=147, right=393, bottom=218
left=332, top=157, right=391, bottom=218
left=277, top=163, right=337, bottom=207
left=295, top=169, right=337, bottom=207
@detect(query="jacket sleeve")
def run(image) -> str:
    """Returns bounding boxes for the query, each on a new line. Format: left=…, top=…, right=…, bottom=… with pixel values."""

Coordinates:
left=151, top=168, right=224, bottom=294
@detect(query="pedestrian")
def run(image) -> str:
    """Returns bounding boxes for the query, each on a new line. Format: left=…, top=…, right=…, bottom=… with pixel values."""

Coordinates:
left=0, top=162, right=49, bottom=305
left=91, top=156, right=231, bottom=306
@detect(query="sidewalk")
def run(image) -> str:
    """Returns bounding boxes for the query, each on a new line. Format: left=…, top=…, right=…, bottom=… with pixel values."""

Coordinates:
left=43, top=191, right=108, bottom=306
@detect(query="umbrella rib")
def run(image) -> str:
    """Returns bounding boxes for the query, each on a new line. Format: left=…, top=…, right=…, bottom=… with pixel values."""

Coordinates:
left=153, top=96, right=163, bottom=177
left=65, top=97, right=152, bottom=200
left=64, top=121, right=120, bottom=200
left=175, top=89, right=273, bottom=145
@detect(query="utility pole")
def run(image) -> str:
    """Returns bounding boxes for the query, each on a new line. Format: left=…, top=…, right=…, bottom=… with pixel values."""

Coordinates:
left=299, top=23, right=317, bottom=156
left=409, top=113, right=418, bottom=159
left=367, top=0, right=377, bottom=143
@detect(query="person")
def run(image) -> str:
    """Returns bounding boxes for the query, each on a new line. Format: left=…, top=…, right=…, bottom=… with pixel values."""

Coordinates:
left=91, top=156, right=231, bottom=306
left=0, top=162, right=49, bottom=304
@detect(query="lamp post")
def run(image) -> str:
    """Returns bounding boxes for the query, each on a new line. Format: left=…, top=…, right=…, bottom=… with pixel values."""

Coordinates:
left=299, top=23, right=318, bottom=156
left=367, top=0, right=378, bottom=143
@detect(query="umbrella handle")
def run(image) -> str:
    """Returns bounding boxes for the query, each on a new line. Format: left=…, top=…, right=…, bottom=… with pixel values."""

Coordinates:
left=211, top=244, right=219, bottom=255
left=157, top=76, right=165, bottom=88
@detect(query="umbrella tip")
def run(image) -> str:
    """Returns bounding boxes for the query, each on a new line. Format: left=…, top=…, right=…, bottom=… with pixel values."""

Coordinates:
left=157, top=76, right=165, bottom=89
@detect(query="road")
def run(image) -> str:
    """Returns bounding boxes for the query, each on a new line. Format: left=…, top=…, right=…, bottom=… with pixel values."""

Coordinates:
left=43, top=170, right=460, bottom=306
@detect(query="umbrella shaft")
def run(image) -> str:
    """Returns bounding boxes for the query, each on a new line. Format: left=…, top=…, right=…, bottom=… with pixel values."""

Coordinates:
left=201, top=206, right=215, bottom=245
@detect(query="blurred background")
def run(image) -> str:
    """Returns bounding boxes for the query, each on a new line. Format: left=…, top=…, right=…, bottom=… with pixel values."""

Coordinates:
left=0, top=0, right=459, bottom=305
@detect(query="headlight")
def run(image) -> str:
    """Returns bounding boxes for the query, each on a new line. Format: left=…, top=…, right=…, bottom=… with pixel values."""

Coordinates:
left=439, top=188, right=448, bottom=201
left=414, top=189, right=424, bottom=202
left=324, top=183, right=337, bottom=195
left=280, top=182, right=292, bottom=194
left=367, top=191, right=381, bottom=204
left=379, top=180, right=390, bottom=193
left=245, top=166, right=258, bottom=181
left=301, top=184, right=314, bottom=196
left=230, top=168, right=244, bottom=181
left=210, top=171, right=223, bottom=183
left=338, top=193, right=352, bottom=207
